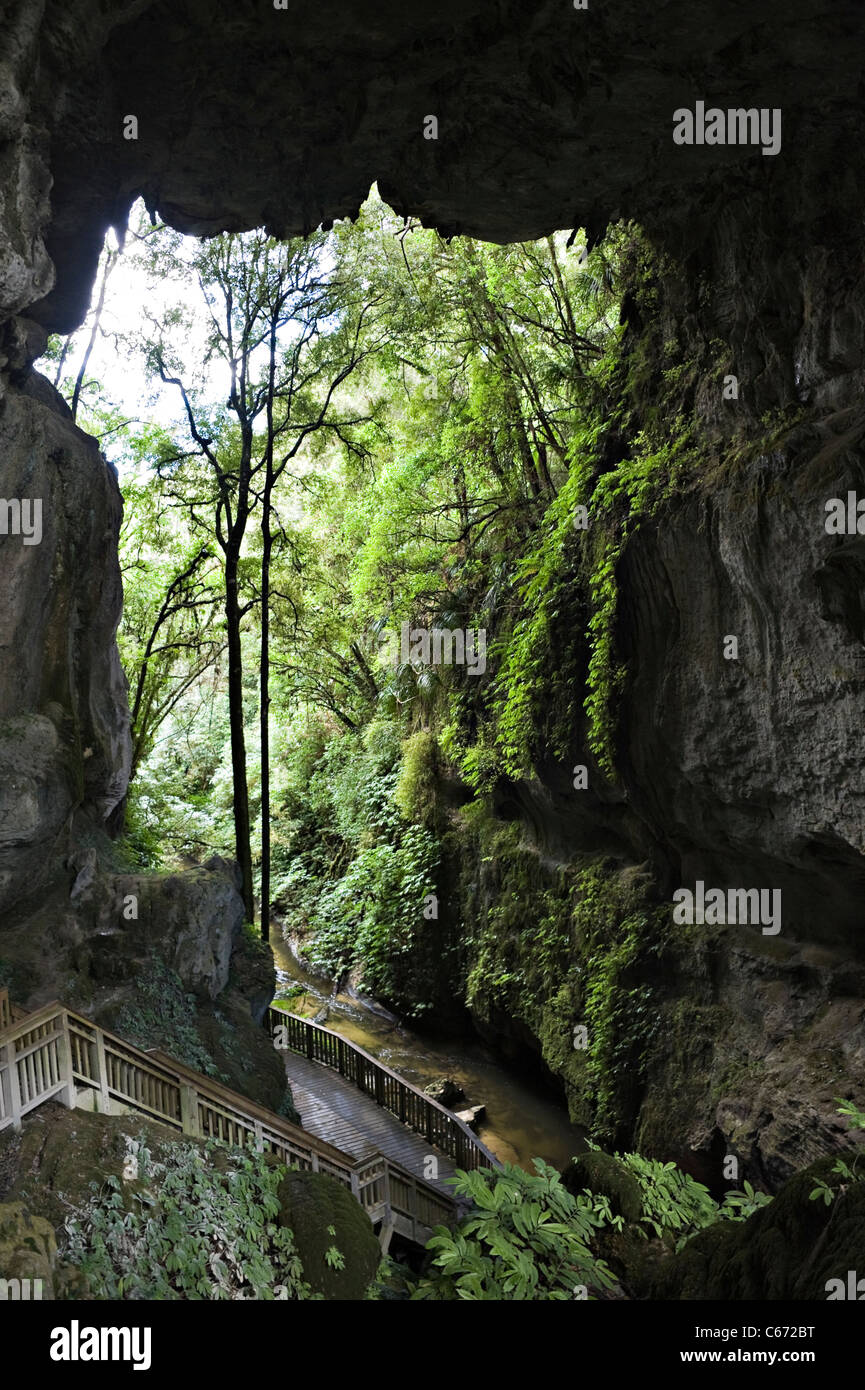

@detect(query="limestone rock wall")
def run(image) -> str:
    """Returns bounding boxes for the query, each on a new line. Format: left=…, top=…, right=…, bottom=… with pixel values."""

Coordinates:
left=0, top=369, right=130, bottom=917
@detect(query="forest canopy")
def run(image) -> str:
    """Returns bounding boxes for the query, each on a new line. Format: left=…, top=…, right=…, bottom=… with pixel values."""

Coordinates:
left=43, top=188, right=641, bottom=1003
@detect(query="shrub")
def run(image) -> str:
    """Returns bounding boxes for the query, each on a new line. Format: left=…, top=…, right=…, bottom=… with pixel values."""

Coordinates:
left=63, top=1138, right=313, bottom=1301
left=411, top=1160, right=617, bottom=1301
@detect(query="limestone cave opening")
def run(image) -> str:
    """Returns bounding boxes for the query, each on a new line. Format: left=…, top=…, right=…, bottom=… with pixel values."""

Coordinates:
left=1, top=0, right=864, bottom=1332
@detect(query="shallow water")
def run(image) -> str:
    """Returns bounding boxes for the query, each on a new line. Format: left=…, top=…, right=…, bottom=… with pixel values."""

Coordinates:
left=270, top=930, right=584, bottom=1172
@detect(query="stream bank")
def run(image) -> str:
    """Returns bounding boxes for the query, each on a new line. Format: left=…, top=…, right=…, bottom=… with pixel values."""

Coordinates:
left=271, top=930, right=585, bottom=1172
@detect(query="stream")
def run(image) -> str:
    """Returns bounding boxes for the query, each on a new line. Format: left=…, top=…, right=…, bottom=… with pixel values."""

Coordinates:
left=270, top=930, right=585, bottom=1172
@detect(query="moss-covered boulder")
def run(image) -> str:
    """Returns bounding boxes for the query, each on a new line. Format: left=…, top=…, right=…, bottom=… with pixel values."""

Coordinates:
left=277, top=1170, right=380, bottom=1300
left=0, top=1202, right=57, bottom=1293
left=561, top=1150, right=643, bottom=1224
left=0, top=1201, right=82, bottom=1297
left=560, top=1149, right=669, bottom=1295
left=642, top=1156, right=865, bottom=1300
left=0, top=1104, right=127, bottom=1232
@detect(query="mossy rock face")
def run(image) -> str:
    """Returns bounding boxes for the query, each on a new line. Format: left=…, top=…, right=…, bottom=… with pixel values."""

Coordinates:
left=277, top=1170, right=380, bottom=1300
left=0, top=1105, right=126, bottom=1231
left=561, top=1151, right=643, bottom=1225
left=0, top=1202, right=58, bottom=1296
left=644, top=1156, right=865, bottom=1300
left=276, top=1085, right=302, bottom=1128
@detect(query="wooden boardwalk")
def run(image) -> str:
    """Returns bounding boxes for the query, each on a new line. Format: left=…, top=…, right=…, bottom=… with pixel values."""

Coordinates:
left=284, top=1051, right=460, bottom=1198
left=1, top=989, right=465, bottom=1247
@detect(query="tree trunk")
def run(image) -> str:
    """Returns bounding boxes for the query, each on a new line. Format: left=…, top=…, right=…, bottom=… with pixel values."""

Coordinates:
left=259, top=485, right=273, bottom=943
left=71, top=247, right=117, bottom=422
left=225, top=542, right=255, bottom=923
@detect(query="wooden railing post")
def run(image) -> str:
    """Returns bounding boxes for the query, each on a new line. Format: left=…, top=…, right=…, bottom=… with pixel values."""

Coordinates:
left=382, top=1162, right=392, bottom=1228
left=94, top=1029, right=111, bottom=1112
left=6, top=1037, right=22, bottom=1131
left=411, top=1174, right=419, bottom=1245
left=179, top=1084, right=199, bottom=1136
left=305, top=1022, right=314, bottom=1059
left=58, top=1012, right=76, bottom=1112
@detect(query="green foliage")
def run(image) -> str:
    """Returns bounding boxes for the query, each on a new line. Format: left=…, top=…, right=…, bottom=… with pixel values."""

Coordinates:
left=605, top=1149, right=769, bottom=1250
left=720, top=1180, right=775, bottom=1223
left=121, top=662, right=240, bottom=867
left=394, top=730, right=442, bottom=827
left=463, top=851, right=667, bottom=1142
left=122, top=779, right=165, bottom=869
left=583, top=542, right=624, bottom=777
left=323, top=1223, right=346, bottom=1271
left=303, top=829, right=439, bottom=1001
left=575, top=867, right=667, bottom=1139
left=463, top=823, right=574, bottom=1038
left=577, top=1143, right=772, bottom=1253
left=488, top=426, right=601, bottom=779
left=412, top=1146, right=776, bottom=1301
left=809, top=1099, right=865, bottom=1205
left=276, top=721, right=442, bottom=1014
left=63, top=1138, right=313, bottom=1301
left=118, top=472, right=224, bottom=784
left=116, top=958, right=227, bottom=1080
left=412, top=1161, right=617, bottom=1300
left=324, top=1245, right=346, bottom=1271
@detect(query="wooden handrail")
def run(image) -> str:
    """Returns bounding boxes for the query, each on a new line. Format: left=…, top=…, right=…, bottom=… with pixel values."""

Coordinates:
left=0, top=996, right=458, bottom=1245
left=269, top=1007, right=500, bottom=1171
left=143, top=1048, right=356, bottom=1172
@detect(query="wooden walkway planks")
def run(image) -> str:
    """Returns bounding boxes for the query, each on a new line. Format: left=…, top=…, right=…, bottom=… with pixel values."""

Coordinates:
left=284, top=1051, right=460, bottom=1196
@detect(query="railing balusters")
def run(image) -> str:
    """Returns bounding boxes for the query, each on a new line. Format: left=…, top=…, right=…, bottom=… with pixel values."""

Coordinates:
left=268, top=1007, right=497, bottom=1171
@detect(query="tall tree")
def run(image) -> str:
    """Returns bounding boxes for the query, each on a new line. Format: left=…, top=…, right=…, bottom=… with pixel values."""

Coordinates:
left=119, top=474, right=223, bottom=779
left=143, top=227, right=382, bottom=928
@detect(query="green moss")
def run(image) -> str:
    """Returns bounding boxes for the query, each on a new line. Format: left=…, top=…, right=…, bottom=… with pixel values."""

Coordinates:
left=710, top=1054, right=766, bottom=1107
left=568, top=864, right=670, bottom=1142
left=459, top=826, right=669, bottom=1144
left=562, top=1151, right=644, bottom=1224
left=277, top=1170, right=381, bottom=1301
left=739, top=929, right=797, bottom=963
left=635, top=999, right=737, bottom=1156
left=394, top=730, right=443, bottom=828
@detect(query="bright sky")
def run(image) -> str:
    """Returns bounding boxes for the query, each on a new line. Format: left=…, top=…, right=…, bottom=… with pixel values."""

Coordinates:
left=52, top=206, right=228, bottom=441
left=38, top=197, right=340, bottom=473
